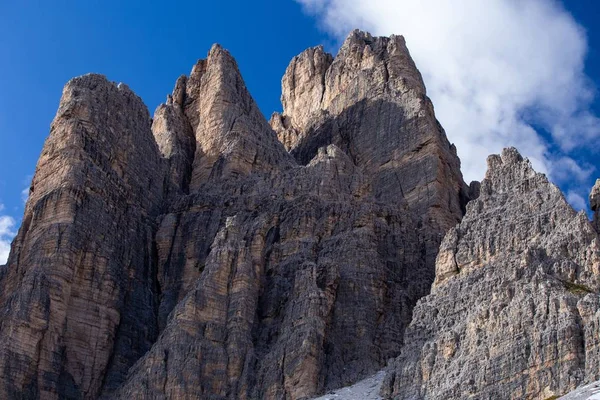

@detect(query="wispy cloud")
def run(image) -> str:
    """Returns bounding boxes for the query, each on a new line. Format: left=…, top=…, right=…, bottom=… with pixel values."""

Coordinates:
left=567, top=191, right=587, bottom=212
left=296, top=0, right=599, bottom=201
left=0, top=204, right=15, bottom=265
left=21, top=188, right=29, bottom=204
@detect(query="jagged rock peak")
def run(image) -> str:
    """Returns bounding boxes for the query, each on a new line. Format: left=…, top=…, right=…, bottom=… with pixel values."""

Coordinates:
left=273, top=30, right=426, bottom=139
left=483, top=147, right=545, bottom=195
left=334, top=29, right=425, bottom=96
left=166, top=74, right=187, bottom=107
left=272, top=29, right=470, bottom=235
left=590, top=179, right=600, bottom=232
left=277, top=45, right=334, bottom=136
left=154, top=43, right=298, bottom=196
left=383, top=147, right=600, bottom=400
left=174, top=43, right=295, bottom=190
left=0, top=71, right=166, bottom=398
left=63, top=73, right=150, bottom=121
left=435, top=147, right=589, bottom=288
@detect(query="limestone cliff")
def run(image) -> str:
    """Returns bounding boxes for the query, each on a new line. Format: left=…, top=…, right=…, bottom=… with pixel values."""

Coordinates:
left=0, top=31, right=471, bottom=400
left=271, top=30, right=469, bottom=233
left=0, top=75, right=166, bottom=399
left=382, top=148, right=600, bottom=400
left=2, top=29, right=596, bottom=400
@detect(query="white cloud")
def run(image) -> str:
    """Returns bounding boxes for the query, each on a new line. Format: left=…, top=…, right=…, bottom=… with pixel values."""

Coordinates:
left=567, top=191, right=587, bottom=211
left=296, top=0, right=599, bottom=190
left=21, top=175, right=32, bottom=205
left=0, top=208, right=15, bottom=265
left=21, top=187, right=29, bottom=204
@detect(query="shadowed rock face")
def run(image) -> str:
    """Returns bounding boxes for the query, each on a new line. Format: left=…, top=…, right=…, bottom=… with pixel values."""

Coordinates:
left=0, top=31, right=471, bottom=400
left=271, top=31, right=469, bottom=232
left=382, top=148, right=600, bottom=400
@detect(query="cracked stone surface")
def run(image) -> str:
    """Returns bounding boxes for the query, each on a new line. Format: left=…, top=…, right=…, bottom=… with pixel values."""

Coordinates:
left=0, top=31, right=472, bottom=400
left=382, top=148, right=600, bottom=400
left=0, top=75, right=167, bottom=399
left=3, top=28, right=594, bottom=400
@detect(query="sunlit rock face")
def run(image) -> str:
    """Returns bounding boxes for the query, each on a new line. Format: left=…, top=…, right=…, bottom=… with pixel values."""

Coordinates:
left=382, top=148, right=600, bottom=400
left=0, top=30, right=477, bottom=400
left=3, top=27, right=599, bottom=400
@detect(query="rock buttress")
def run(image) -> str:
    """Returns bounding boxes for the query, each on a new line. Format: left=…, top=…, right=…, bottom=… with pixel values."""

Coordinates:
left=0, top=75, right=166, bottom=399
left=382, top=148, right=600, bottom=400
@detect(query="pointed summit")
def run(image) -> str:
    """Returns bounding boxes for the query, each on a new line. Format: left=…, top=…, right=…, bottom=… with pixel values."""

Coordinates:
left=384, top=147, right=600, bottom=399
left=179, top=44, right=294, bottom=190
left=272, top=30, right=470, bottom=235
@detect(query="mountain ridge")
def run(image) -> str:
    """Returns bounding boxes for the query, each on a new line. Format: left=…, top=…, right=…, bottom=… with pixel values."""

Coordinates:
left=0, top=30, right=597, bottom=400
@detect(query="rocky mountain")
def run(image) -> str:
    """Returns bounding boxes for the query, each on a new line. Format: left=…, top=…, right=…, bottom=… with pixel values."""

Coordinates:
left=0, top=29, right=597, bottom=400
left=382, top=148, right=600, bottom=400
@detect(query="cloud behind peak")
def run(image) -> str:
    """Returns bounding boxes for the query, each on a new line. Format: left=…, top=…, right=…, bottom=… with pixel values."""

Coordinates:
left=0, top=208, right=15, bottom=265
left=297, top=0, right=599, bottom=209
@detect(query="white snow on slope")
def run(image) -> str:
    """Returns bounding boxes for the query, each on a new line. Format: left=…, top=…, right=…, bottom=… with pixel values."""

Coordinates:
left=311, top=371, right=385, bottom=400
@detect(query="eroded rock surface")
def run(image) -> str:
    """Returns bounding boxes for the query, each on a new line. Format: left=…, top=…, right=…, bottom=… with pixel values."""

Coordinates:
left=115, top=31, right=470, bottom=400
left=590, top=179, right=600, bottom=233
left=271, top=30, right=468, bottom=233
left=382, top=148, right=600, bottom=400
left=0, top=75, right=166, bottom=399
left=0, top=31, right=471, bottom=400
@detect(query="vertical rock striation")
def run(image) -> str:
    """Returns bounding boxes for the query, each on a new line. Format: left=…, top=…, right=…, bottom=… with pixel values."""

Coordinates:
left=152, top=79, right=196, bottom=197
left=382, top=148, right=600, bottom=400
left=115, top=31, right=471, bottom=398
left=0, top=75, right=166, bottom=399
left=0, top=30, right=478, bottom=400
left=182, top=44, right=295, bottom=189
left=271, top=30, right=469, bottom=232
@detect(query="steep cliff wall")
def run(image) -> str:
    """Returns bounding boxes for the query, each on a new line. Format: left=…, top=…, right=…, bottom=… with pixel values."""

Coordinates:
left=0, top=31, right=471, bottom=400
left=382, top=148, right=600, bottom=400
left=0, top=76, right=166, bottom=398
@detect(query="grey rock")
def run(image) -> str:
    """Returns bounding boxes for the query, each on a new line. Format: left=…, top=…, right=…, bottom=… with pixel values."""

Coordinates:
left=271, top=30, right=470, bottom=239
left=0, top=30, right=491, bottom=400
left=382, top=148, right=600, bottom=400
left=590, top=179, right=600, bottom=233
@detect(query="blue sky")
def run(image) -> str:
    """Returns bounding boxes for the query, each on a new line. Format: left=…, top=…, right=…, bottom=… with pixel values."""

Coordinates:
left=1, top=0, right=600, bottom=262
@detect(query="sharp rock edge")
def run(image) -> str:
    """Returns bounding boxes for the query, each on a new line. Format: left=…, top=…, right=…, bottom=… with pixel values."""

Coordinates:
left=0, top=30, right=597, bottom=400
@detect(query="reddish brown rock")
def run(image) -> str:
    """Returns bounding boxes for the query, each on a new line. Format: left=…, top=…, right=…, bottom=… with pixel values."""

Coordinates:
left=0, top=31, right=472, bottom=400
left=0, top=75, right=166, bottom=399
